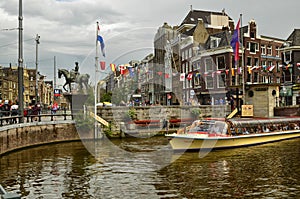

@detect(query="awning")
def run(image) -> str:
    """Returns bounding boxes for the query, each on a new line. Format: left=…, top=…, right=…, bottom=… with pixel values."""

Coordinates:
left=231, top=95, right=243, bottom=99
left=103, top=102, right=112, bottom=106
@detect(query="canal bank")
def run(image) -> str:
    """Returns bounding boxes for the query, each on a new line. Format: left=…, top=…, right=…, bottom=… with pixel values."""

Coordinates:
left=0, top=120, right=80, bottom=156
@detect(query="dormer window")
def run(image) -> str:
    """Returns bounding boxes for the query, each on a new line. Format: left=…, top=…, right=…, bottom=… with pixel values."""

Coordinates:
left=210, top=37, right=221, bottom=48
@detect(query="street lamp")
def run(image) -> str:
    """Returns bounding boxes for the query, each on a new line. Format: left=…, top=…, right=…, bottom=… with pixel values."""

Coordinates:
left=282, top=86, right=287, bottom=106
left=35, top=34, right=40, bottom=104
left=18, top=0, right=24, bottom=122
left=94, top=80, right=106, bottom=139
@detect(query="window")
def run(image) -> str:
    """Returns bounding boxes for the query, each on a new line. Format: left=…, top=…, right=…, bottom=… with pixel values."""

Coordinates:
left=284, top=51, right=292, bottom=63
left=197, top=62, right=201, bottom=70
left=275, top=46, right=280, bottom=57
left=248, top=42, right=258, bottom=53
left=217, top=56, right=225, bottom=70
left=246, top=57, right=252, bottom=66
left=261, top=45, right=266, bottom=55
left=149, top=70, right=153, bottom=79
left=194, top=74, right=201, bottom=85
left=267, top=45, right=272, bottom=55
left=261, top=60, right=266, bottom=67
left=205, top=58, right=213, bottom=71
left=217, top=73, right=226, bottom=88
left=210, top=37, right=221, bottom=48
left=192, top=63, right=197, bottom=71
left=185, top=49, right=188, bottom=59
left=205, top=76, right=214, bottom=89
left=268, top=61, right=273, bottom=67
left=189, top=48, right=192, bottom=58
left=254, top=58, right=259, bottom=66
left=253, top=72, right=258, bottom=83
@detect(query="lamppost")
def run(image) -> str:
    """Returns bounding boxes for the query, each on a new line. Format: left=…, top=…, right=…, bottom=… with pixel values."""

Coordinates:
left=18, top=0, right=24, bottom=122
left=35, top=34, right=40, bottom=104
left=282, top=86, right=287, bottom=106
left=94, top=80, right=106, bottom=139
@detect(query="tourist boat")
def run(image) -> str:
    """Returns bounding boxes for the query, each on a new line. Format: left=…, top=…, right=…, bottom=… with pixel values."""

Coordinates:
left=165, top=117, right=300, bottom=151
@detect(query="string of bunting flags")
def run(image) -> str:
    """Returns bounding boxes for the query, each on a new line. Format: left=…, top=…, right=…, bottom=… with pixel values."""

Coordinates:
left=97, top=62, right=295, bottom=80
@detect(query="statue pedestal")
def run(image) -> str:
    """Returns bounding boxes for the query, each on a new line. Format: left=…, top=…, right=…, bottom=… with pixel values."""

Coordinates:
left=63, top=93, right=89, bottom=112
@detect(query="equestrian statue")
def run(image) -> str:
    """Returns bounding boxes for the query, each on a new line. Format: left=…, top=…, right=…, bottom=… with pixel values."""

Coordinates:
left=58, top=62, right=90, bottom=92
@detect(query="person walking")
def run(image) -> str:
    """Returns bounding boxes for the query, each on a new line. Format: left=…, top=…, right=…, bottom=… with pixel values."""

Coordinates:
left=10, top=102, right=19, bottom=123
left=51, top=102, right=58, bottom=115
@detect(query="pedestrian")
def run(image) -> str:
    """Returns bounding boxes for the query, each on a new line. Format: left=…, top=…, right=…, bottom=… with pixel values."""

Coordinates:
left=10, top=102, right=19, bottom=123
left=3, top=100, right=11, bottom=123
left=32, top=104, right=39, bottom=121
left=51, top=102, right=58, bottom=115
left=0, top=100, right=3, bottom=117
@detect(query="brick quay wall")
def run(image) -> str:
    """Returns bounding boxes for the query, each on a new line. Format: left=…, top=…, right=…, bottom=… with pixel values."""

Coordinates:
left=0, top=105, right=231, bottom=155
left=0, top=121, right=80, bottom=156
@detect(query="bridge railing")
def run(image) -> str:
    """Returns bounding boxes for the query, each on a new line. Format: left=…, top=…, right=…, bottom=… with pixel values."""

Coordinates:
left=0, top=109, right=73, bottom=127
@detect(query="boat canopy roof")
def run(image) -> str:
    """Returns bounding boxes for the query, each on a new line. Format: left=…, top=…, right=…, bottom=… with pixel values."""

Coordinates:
left=228, top=117, right=300, bottom=128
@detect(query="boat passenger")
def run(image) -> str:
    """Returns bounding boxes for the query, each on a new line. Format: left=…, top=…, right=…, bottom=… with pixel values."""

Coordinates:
left=263, top=126, right=270, bottom=133
left=242, top=128, right=250, bottom=135
left=177, top=120, right=203, bottom=134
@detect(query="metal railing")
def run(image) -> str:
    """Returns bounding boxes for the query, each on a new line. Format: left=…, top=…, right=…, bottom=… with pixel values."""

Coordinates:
left=0, top=109, right=73, bottom=127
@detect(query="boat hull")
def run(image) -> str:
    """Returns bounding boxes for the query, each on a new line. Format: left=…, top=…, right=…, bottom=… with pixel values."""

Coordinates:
left=167, top=130, right=300, bottom=151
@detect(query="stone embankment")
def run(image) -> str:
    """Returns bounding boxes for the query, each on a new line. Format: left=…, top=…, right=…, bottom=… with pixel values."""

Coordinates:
left=0, top=120, right=80, bottom=156
left=98, top=105, right=230, bottom=137
left=0, top=105, right=231, bottom=155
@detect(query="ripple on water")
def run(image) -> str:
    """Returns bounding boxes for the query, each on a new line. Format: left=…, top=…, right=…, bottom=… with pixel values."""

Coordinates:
left=1, top=138, right=300, bottom=198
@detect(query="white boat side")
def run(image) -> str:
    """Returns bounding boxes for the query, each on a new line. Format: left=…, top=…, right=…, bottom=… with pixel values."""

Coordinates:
left=166, top=130, right=300, bottom=151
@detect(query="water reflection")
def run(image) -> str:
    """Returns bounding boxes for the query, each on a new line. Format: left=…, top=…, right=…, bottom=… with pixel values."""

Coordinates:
left=1, top=137, right=300, bottom=198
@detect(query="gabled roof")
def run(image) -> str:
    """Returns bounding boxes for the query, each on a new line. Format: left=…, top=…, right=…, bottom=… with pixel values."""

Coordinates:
left=286, top=29, right=300, bottom=46
left=184, top=26, right=196, bottom=36
left=180, top=9, right=232, bottom=26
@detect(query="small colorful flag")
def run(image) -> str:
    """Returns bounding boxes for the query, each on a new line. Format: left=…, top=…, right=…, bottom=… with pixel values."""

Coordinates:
left=180, top=73, right=185, bottom=81
left=100, top=61, right=105, bottom=70
left=119, top=65, right=126, bottom=75
left=231, top=68, right=235, bottom=76
left=268, top=65, right=275, bottom=71
left=128, top=67, right=134, bottom=77
left=187, top=73, right=193, bottom=80
left=110, top=64, right=116, bottom=72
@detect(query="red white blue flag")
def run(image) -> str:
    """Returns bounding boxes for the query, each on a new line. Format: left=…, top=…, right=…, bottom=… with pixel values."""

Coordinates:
left=97, top=23, right=105, bottom=57
left=231, top=19, right=240, bottom=63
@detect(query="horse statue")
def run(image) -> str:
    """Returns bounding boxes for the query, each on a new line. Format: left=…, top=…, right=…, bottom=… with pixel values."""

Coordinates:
left=58, top=68, right=90, bottom=92
left=76, top=73, right=90, bottom=90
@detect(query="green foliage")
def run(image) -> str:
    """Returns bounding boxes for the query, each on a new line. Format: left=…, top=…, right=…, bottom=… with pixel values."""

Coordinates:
left=100, top=91, right=112, bottom=103
left=124, top=108, right=136, bottom=120
left=191, top=108, right=201, bottom=117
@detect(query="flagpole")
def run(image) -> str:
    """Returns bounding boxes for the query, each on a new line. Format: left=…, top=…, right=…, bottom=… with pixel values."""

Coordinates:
left=240, top=13, right=245, bottom=107
left=94, top=21, right=99, bottom=139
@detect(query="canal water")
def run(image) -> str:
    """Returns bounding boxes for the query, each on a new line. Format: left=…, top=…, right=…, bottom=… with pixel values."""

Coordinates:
left=1, top=136, right=300, bottom=198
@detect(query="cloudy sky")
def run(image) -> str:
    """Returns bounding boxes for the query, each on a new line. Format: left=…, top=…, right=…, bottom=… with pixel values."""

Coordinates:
left=0, top=0, right=299, bottom=87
